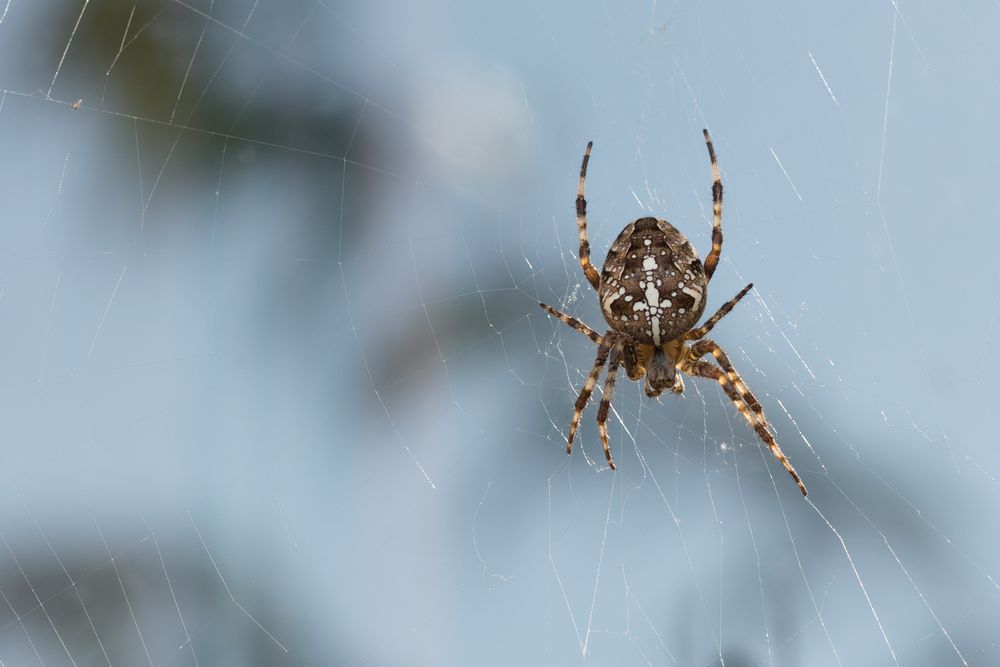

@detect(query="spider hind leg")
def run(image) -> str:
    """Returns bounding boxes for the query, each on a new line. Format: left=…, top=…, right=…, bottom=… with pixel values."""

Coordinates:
left=576, top=142, right=601, bottom=290
left=702, top=129, right=724, bottom=281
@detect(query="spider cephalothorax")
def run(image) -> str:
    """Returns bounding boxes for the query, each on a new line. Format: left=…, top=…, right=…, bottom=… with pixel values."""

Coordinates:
left=540, top=130, right=807, bottom=495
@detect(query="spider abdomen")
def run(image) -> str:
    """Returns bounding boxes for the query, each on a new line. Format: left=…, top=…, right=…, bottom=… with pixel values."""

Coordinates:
left=598, top=217, right=708, bottom=345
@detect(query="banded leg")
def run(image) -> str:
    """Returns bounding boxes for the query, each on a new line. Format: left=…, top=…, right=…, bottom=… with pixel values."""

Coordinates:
left=684, top=283, right=753, bottom=341
left=689, top=338, right=761, bottom=416
left=539, top=302, right=603, bottom=344
left=595, top=343, right=624, bottom=470
left=576, top=141, right=601, bottom=290
left=623, top=341, right=643, bottom=381
left=702, top=129, right=724, bottom=281
left=567, top=335, right=614, bottom=453
left=683, top=359, right=807, bottom=496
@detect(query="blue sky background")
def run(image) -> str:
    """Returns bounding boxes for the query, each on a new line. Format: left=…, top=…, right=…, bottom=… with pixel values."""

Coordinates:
left=1, top=1, right=999, bottom=665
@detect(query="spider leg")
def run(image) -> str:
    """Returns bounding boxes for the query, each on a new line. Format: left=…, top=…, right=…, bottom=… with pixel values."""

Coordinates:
left=539, top=302, right=603, bottom=344
left=684, top=283, right=753, bottom=341
left=623, top=341, right=643, bottom=381
left=567, top=335, right=614, bottom=454
left=596, top=343, right=624, bottom=470
left=682, top=356, right=807, bottom=496
left=702, top=129, right=724, bottom=282
left=689, top=338, right=762, bottom=416
left=576, top=142, right=602, bottom=291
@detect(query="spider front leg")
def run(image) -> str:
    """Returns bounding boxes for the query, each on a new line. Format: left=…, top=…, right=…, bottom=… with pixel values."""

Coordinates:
left=689, top=338, right=762, bottom=416
left=682, top=353, right=807, bottom=496
left=566, top=335, right=614, bottom=455
left=595, top=343, right=624, bottom=470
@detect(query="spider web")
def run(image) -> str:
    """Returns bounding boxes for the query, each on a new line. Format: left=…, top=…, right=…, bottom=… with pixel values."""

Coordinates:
left=0, top=0, right=998, bottom=665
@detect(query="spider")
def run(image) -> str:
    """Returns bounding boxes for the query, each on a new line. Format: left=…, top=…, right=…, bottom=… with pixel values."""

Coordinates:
left=540, top=130, right=807, bottom=496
